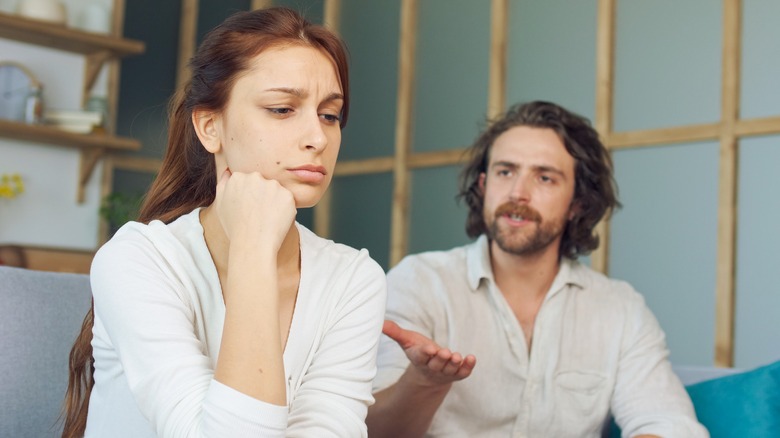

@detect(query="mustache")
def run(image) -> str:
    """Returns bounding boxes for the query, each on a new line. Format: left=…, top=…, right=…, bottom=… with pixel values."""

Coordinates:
left=494, top=202, right=542, bottom=222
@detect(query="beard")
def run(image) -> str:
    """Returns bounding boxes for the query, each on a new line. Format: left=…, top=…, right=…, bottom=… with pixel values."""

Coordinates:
left=485, top=202, right=567, bottom=256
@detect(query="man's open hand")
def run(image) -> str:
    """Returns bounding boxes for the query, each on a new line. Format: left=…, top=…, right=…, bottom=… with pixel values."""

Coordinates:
left=383, top=320, right=477, bottom=387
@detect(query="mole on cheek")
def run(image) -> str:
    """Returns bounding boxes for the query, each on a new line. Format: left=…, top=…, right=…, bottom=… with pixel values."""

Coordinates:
left=276, top=161, right=281, bottom=165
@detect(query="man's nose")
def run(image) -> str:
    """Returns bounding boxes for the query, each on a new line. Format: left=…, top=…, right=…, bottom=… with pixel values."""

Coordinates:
left=508, top=174, right=531, bottom=202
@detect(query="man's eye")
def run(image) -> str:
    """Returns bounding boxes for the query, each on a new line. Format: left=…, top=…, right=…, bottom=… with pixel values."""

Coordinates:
left=497, top=169, right=511, bottom=177
left=540, top=175, right=554, bottom=183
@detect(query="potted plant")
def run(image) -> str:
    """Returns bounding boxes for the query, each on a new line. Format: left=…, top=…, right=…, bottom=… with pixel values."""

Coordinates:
left=99, top=191, right=144, bottom=237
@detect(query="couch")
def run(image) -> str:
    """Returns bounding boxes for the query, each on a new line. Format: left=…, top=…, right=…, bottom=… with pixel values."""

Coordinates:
left=2, top=265, right=777, bottom=437
left=0, top=266, right=92, bottom=438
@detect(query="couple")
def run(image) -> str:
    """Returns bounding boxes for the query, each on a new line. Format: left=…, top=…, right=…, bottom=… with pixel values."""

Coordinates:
left=61, top=7, right=706, bottom=438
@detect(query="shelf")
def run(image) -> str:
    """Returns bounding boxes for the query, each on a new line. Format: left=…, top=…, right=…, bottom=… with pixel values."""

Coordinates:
left=0, top=119, right=141, bottom=202
left=0, top=119, right=140, bottom=151
left=0, top=8, right=145, bottom=205
left=0, top=12, right=144, bottom=57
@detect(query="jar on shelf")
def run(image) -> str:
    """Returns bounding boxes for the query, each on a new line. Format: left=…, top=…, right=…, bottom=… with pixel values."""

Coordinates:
left=76, top=1, right=111, bottom=34
left=24, top=83, right=44, bottom=124
left=16, top=0, right=67, bottom=25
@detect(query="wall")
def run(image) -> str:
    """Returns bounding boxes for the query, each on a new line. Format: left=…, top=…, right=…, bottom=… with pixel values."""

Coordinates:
left=2, top=1, right=776, bottom=368
left=609, top=0, right=780, bottom=369
left=333, top=0, right=780, bottom=369
left=0, top=0, right=114, bottom=250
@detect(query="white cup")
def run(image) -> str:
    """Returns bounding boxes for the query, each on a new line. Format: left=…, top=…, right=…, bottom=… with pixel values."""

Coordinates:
left=77, top=2, right=111, bottom=34
left=16, top=0, right=67, bottom=24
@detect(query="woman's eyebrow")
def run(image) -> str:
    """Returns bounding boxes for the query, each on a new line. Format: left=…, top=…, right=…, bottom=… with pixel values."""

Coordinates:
left=323, top=92, right=344, bottom=103
left=263, top=89, right=344, bottom=103
left=265, top=87, right=306, bottom=97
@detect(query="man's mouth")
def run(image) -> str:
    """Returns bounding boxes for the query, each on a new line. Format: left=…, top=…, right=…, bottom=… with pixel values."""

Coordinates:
left=495, top=202, right=541, bottom=223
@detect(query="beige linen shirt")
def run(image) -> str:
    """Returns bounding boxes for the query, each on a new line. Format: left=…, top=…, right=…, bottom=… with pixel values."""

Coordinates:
left=374, top=235, right=708, bottom=438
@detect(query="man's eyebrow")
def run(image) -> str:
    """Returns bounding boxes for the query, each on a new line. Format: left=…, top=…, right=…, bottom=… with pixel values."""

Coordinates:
left=490, top=160, right=519, bottom=169
left=490, top=161, right=567, bottom=177
left=532, top=165, right=566, bottom=177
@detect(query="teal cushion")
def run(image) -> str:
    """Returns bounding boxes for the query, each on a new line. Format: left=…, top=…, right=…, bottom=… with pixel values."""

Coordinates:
left=609, top=360, right=780, bottom=437
left=686, top=360, right=780, bottom=437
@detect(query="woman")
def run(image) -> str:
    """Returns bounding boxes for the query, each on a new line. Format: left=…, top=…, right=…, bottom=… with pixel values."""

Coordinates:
left=62, top=7, right=386, bottom=437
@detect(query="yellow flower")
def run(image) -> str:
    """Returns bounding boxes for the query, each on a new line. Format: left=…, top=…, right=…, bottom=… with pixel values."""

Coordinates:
left=0, top=173, right=24, bottom=199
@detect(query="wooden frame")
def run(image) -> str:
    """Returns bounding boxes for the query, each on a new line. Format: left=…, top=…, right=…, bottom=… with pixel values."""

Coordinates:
left=321, top=0, right=779, bottom=367
left=163, top=0, right=780, bottom=366
left=592, top=0, right=779, bottom=367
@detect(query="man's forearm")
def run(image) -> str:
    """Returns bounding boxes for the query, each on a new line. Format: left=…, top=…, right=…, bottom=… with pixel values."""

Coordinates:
left=366, top=369, right=451, bottom=438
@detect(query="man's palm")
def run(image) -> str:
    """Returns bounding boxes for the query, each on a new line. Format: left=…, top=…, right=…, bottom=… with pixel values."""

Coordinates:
left=383, top=320, right=477, bottom=387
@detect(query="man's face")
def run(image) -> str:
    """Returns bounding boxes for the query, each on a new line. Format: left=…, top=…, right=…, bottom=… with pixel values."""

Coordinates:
left=479, top=126, right=577, bottom=257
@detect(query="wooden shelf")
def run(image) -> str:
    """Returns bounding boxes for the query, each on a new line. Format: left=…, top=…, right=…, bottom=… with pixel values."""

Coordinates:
left=0, top=119, right=141, bottom=202
left=0, top=119, right=140, bottom=151
left=0, top=8, right=146, bottom=205
left=0, top=12, right=144, bottom=57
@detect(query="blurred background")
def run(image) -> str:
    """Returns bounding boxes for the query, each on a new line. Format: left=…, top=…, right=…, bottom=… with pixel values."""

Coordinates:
left=1, top=0, right=778, bottom=371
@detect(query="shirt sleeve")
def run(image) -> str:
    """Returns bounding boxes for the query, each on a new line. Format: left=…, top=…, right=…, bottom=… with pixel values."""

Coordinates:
left=91, top=229, right=289, bottom=437
left=373, top=256, right=443, bottom=392
left=610, top=288, right=710, bottom=438
left=286, top=250, right=387, bottom=438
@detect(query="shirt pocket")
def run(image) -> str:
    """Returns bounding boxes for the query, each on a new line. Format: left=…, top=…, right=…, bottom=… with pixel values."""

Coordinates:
left=553, top=370, right=608, bottom=418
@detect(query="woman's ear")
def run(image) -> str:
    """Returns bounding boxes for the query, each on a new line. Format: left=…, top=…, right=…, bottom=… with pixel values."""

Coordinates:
left=192, top=109, right=221, bottom=153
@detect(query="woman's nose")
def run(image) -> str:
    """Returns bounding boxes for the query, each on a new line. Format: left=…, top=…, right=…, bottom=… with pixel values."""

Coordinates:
left=302, top=113, right=327, bottom=151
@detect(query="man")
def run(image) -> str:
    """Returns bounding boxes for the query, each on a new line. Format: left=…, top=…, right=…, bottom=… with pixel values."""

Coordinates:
left=366, top=101, right=707, bottom=437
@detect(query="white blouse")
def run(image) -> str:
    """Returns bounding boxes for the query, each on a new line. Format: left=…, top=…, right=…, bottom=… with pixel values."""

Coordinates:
left=85, top=208, right=386, bottom=437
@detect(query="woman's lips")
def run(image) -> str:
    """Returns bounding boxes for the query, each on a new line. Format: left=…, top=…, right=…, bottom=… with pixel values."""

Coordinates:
left=288, top=165, right=326, bottom=183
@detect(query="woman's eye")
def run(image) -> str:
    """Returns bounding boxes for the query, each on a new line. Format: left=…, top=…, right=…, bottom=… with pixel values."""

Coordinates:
left=268, top=107, right=292, bottom=115
left=320, top=113, right=341, bottom=123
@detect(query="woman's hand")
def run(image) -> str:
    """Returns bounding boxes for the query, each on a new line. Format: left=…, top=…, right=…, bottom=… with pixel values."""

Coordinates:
left=213, top=168, right=296, bottom=252
left=212, top=168, right=292, bottom=406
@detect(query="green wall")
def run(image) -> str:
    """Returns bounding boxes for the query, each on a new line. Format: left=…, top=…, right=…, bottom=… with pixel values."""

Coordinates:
left=115, top=1, right=780, bottom=369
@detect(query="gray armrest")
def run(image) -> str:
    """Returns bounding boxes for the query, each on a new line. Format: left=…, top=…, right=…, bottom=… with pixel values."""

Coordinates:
left=0, top=266, right=92, bottom=438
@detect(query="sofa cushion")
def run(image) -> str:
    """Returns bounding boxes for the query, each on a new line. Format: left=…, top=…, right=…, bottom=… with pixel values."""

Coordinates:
left=0, top=266, right=92, bottom=438
left=686, top=359, right=780, bottom=438
left=608, top=360, right=780, bottom=437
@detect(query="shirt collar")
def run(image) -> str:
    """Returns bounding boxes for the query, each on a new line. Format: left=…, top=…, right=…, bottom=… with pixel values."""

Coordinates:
left=466, top=235, right=494, bottom=290
left=465, top=234, right=587, bottom=295
left=545, top=257, right=586, bottom=301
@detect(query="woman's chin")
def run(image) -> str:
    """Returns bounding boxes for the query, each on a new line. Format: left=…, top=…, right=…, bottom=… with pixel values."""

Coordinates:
left=292, top=191, right=325, bottom=210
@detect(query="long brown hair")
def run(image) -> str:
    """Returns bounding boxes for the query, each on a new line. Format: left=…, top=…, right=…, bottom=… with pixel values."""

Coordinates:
left=61, top=7, right=350, bottom=437
left=458, top=101, right=620, bottom=259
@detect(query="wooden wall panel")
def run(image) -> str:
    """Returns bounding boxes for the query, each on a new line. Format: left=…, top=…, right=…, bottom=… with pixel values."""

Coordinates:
left=389, top=0, right=418, bottom=266
left=163, top=0, right=773, bottom=366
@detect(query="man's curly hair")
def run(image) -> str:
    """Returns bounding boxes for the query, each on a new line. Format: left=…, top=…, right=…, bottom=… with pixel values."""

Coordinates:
left=458, top=101, right=620, bottom=259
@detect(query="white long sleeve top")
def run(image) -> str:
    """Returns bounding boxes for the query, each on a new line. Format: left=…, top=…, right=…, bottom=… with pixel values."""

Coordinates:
left=85, top=208, right=386, bottom=437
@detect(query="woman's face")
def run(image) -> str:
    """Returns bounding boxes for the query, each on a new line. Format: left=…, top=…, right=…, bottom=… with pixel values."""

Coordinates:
left=200, top=44, right=344, bottom=208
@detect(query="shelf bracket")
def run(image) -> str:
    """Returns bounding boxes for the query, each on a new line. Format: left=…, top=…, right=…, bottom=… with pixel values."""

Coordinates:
left=77, top=147, right=105, bottom=203
left=83, top=50, right=112, bottom=105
